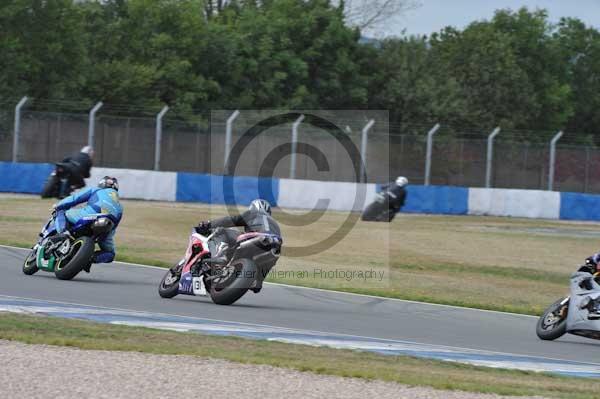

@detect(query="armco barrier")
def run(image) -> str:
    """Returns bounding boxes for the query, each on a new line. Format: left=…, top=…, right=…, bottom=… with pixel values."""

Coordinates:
left=560, top=192, right=600, bottom=221
left=402, top=185, right=469, bottom=215
left=468, top=188, right=560, bottom=219
left=0, top=162, right=54, bottom=194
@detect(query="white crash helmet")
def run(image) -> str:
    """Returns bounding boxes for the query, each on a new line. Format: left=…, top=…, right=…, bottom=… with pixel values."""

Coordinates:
left=249, top=199, right=271, bottom=215
left=396, top=176, right=408, bottom=187
left=81, top=146, right=94, bottom=157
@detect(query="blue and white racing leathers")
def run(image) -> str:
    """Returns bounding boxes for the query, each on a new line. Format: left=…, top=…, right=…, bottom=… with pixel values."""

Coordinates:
left=54, top=187, right=123, bottom=263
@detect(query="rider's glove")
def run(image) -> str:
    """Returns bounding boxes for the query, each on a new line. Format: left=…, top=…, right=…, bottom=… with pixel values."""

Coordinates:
left=195, top=221, right=211, bottom=235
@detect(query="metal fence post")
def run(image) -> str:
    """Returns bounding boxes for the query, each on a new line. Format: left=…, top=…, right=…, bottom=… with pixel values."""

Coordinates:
left=224, top=110, right=240, bottom=173
left=290, top=114, right=305, bottom=179
left=584, top=147, right=591, bottom=193
left=548, top=130, right=563, bottom=191
left=424, top=123, right=441, bottom=186
left=88, top=102, right=103, bottom=147
left=12, top=96, right=28, bottom=162
left=154, top=105, right=169, bottom=171
left=485, top=127, right=501, bottom=188
left=360, top=120, right=375, bottom=183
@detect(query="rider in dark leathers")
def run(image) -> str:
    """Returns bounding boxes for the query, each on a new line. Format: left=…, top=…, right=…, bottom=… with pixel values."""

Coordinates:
left=195, top=199, right=280, bottom=293
left=196, top=199, right=280, bottom=245
left=381, top=176, right=408, bottom=212
left=59, top=146, right=94, bottom=197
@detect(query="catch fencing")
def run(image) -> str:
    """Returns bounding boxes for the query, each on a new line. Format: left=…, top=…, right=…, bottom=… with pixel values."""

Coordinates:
left=1, top=101, right=599, bottom=193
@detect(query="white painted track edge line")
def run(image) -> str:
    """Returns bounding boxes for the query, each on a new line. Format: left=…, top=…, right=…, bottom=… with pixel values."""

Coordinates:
left=0, top=244, right=537, bottom=319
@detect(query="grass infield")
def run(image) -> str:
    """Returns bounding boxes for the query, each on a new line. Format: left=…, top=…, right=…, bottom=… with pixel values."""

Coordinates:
left=1, top=312, right=599, bottom=399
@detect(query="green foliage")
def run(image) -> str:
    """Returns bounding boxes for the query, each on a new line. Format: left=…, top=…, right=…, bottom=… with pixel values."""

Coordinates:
left=0, top=2, right=599, bottom=140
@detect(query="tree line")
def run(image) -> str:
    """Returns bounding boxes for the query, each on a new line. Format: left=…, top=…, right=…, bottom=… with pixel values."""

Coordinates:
left=1, top=1, right=599, bottom=143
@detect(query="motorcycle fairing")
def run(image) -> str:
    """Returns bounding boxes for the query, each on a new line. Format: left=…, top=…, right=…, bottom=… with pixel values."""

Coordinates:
left=36, top=242, right=56, bottom=271
left=566, top=272, right=600, bottom=336
left=177, top=231, right=211, bottom=295
left=179, top=272, right=194, bottom=295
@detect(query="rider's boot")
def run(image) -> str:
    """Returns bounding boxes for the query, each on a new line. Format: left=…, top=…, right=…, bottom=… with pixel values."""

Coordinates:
left=250, top=279, right=262, bottom=293
left=82, top=261, right=92, bottom=273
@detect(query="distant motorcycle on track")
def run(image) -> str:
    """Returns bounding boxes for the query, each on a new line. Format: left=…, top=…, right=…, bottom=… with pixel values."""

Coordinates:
left=158, top=227, right=282, bottom=305
left=361, top=190, right=398, bottom=222
left=40, top=162, right=86, bottom=199
left=22, top=211, right=115, bottom=280
left=361, top=177, right=407, bottom=223
left=536, top=269, right=600, bottom=341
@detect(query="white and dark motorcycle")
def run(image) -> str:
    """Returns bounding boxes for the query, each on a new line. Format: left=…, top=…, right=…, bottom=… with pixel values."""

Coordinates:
left=158, top=227, right=282, bottom=305
left=537, top=268, right=600, bottom=341
left=361, top=190, right=399, bottom=222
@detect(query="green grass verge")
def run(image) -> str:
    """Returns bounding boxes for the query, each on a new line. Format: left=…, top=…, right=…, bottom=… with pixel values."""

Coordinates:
left=1, top=313, right=598, bottom=399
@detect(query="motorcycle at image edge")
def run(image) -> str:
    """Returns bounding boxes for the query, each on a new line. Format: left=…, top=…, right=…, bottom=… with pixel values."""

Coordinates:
left=536, top=268, right=600, bottom=341
left=158, top=227, right=282, bottom=305
left=361, top=189, right=398, bottom=222
left=22, top=211, right=115, bottom=280
left=41, top=162, right=85, bottom=199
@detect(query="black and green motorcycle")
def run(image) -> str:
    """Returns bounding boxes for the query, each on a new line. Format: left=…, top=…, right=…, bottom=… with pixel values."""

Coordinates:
left=23, top=212, right=115, bottom=280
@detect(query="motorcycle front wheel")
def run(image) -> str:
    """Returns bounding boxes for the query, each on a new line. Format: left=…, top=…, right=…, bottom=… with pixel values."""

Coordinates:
left=536, top=297, right=569, bottom=340
left=158, top=266, right=181, bottom=298
left=22, top=248, right=39, bottom=275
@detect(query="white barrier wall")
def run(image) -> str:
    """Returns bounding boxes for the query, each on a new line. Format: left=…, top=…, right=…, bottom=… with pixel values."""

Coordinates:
left=468, top=188, right=560, bottom=219
left=277, top=179, right=377, bottom=211
left=87, top=167, right=177, bottom=202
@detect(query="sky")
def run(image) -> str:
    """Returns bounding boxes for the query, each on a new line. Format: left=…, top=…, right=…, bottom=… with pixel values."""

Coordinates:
left=376, top=0, right=600, bottom=37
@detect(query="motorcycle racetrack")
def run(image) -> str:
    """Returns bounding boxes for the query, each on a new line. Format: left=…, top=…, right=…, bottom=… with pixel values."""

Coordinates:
left=2, top=195, right=600, bottom=378
left=1, top=245, right=600, bottom=377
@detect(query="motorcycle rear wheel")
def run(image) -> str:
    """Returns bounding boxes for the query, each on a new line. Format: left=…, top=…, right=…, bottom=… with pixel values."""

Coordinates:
left=209, top=258, right=256, bottom=305
left=536, top=297, right=569, bottom=340
left=54, top=237, right=95, bottom=280
left=40, top=175, right=59, bottom=198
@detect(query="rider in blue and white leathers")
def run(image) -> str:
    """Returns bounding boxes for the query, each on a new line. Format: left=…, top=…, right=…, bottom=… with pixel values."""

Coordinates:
left=53, top=176, right=122, bottom=269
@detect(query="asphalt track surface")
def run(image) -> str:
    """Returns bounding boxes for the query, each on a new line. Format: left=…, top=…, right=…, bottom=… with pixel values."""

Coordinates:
left=1, top=246, right=599, bottom=366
